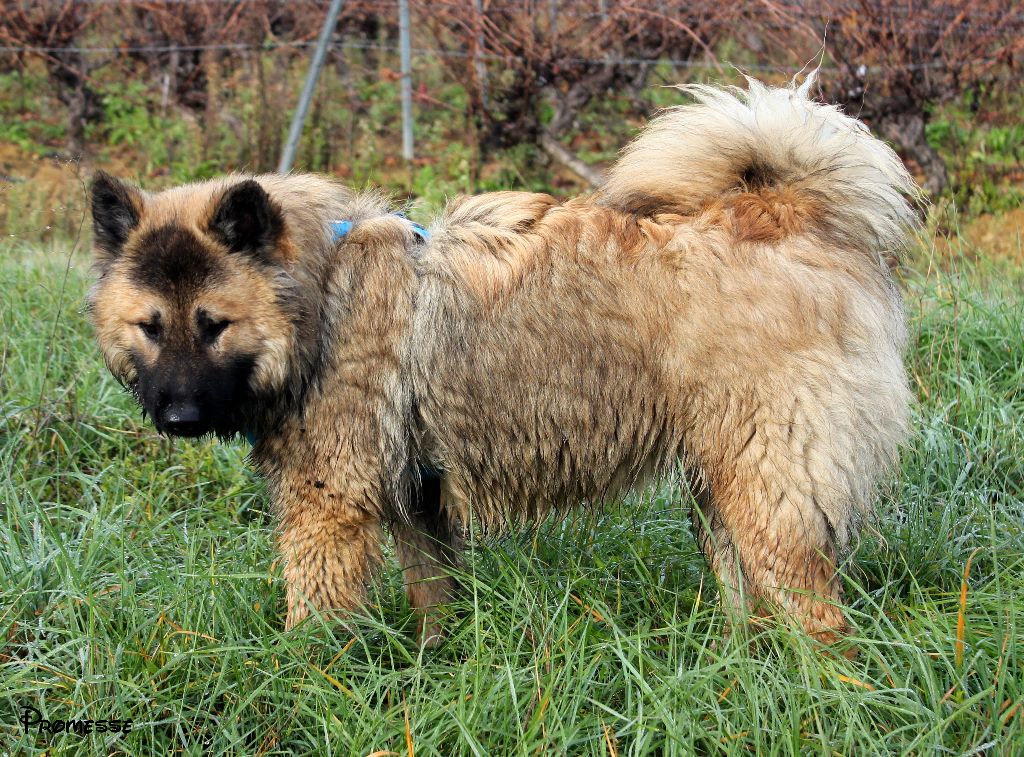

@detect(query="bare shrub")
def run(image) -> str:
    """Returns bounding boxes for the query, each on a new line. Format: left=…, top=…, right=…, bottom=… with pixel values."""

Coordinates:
left=755, top=0, right=1024, bottom=195
left=0, top=0, right=105, bottom=155
left=424, top=0, right=737, bottom=186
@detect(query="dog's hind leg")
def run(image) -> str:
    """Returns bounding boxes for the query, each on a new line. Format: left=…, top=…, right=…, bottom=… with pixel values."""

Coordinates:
left=689, top=483, right=748, bottom=624
left=393, top=472, right=462, bottom=646
left=689, top=386, right=876, bottom=643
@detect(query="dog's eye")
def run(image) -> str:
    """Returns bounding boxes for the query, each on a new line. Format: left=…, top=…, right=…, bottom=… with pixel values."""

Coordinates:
left=203, top=319, right=231, bottom=342
left=137, top=321, right=161, bottom=341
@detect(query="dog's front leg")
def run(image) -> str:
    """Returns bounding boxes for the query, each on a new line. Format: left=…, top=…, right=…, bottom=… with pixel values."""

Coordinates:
left=272, top=464, right=385, bottom=631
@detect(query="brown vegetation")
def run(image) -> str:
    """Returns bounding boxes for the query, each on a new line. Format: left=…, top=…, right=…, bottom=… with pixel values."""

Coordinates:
left=1, top=1, right=1021, bottom=196
left=424, top=1, right=737, bottom=185
left=757, top=1, right=1024, bottom=195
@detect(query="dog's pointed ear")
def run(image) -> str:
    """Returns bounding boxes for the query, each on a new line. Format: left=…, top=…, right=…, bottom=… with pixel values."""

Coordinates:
left=208, top=179, right=284, bottom=263
left=91, top=170, right=143, bottom=266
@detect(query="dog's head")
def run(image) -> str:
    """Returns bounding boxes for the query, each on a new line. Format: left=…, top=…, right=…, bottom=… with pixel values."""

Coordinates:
left=88, top=172, right=296, bottom=438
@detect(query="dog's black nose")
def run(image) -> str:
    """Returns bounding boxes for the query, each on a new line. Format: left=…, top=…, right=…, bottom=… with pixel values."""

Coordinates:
left=159, top=401, right=205, bottom=437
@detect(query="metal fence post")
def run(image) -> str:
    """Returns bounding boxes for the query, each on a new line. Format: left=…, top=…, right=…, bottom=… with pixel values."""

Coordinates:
left=398, top=0, right=414, bottom=162
left=472, top=0, right=488, bottom=109
left=278, top=0, right=346, bottom=174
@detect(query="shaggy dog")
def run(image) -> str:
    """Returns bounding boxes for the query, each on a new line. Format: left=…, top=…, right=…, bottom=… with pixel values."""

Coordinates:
left=88, top=75, right=917, bottom=644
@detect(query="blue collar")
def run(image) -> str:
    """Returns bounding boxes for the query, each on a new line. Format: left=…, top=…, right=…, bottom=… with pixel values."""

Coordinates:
left=329, top=213, right=430, bottom=243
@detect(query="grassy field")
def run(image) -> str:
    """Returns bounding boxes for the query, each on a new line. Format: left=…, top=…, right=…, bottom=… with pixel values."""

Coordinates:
left=0, top=230, right=1022, bottom=755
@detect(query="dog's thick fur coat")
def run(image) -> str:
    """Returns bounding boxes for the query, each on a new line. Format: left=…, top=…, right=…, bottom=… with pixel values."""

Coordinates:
left=89, top=77, right=917, bottom=643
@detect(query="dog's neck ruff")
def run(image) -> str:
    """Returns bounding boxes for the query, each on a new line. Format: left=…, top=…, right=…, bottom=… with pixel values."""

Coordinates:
left=243, top=215, right=429, bottom=448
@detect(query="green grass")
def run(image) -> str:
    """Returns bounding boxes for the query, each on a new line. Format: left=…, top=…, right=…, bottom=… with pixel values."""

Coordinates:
left=1, top=237, right=1022, bottom=756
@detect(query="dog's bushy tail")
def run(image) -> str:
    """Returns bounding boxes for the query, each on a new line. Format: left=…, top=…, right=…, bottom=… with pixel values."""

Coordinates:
left=600, top=73, right=921, bottom=262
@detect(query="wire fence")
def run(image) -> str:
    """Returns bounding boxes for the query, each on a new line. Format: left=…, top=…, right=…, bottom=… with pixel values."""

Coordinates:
left=0, top=39, right=1014, bottom=75
left=0, top=0, right=1020, bottom=206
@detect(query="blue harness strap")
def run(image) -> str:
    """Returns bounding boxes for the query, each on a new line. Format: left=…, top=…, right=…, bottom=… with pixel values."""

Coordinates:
left=329, top=215, right=430, bottom=243
left=328, top=220, right=353, bottom=239
left=407, top=221, right=431, bottom=242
